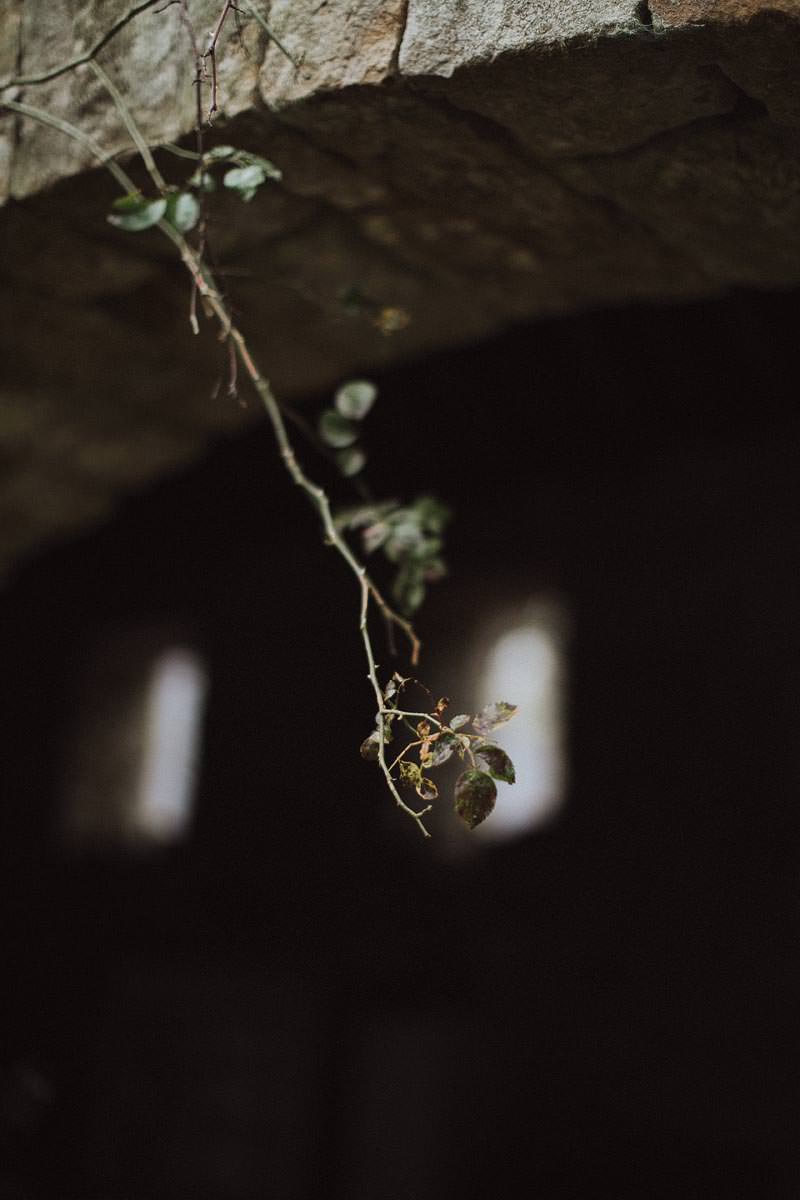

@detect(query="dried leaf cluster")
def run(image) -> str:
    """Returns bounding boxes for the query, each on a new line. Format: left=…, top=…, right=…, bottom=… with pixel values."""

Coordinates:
left=361, top=675, right=518, bottom=830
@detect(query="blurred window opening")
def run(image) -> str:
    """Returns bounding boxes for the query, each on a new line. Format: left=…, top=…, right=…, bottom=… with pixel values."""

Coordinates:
left=60, top=636, right=208, bottom=851
left=134, top=649, right=208, bottom=842
left=474, top=598, right=567, bottom=842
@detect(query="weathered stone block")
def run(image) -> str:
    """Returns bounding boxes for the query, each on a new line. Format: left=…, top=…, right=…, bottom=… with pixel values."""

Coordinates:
left=1, top=0, right=799, bottom=576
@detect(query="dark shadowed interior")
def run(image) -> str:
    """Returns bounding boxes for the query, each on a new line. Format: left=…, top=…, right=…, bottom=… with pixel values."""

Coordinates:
left=2, top=287, right=798, bottom=1198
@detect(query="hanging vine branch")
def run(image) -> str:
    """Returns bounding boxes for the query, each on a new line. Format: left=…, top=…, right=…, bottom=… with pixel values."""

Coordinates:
left=2, top=83, right=434, bottom=836
left=1, top=7, right=520, bottom=836
left=0, top=0, right=164, bottom=90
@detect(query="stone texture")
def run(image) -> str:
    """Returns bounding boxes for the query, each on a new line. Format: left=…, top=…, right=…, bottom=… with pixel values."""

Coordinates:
left=400, top=0, right=642, bottom=69
left=651, top=0, right=799, bottom=21
left=260, top=0, right=406, bottom=106
left=1, top=0, right=799, bottom=577
left=8, top=0, right=263, bottom=198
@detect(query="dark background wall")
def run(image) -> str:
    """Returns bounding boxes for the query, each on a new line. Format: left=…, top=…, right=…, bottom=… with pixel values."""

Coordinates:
left=1, top=288, right=798, bottom=1198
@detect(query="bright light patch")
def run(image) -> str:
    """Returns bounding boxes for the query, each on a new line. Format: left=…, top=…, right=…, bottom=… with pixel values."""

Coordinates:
left=134, top=648, right=208, bottom=841
left=476, top=606, right=566, bottom=839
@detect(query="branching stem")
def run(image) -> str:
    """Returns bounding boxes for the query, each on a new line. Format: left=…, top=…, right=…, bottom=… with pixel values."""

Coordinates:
left=1, top=86, right=430, bottom=836
left=1, top=96, right=136, bottom=192
left=202, top=0, right=235, bottom=119
left=89, top=63, right=167, bottom=192
left=381, top=710, right=444, bottom=729
left=0, top=0, right=164, bottom=90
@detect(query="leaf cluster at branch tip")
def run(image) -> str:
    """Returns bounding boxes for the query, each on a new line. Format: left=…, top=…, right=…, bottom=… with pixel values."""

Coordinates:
left=361, top=676, right=518, bottom=830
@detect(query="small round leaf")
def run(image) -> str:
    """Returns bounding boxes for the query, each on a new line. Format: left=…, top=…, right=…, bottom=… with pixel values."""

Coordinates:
left=204, top=144, right=237, bottom=161
left=108, top=194, right=167, bottom=232
left=335, top=379, right=377, bottom=421
left=319, top=410, right=359, bottom=448
left=336, top=446, right=366, bottom=477
left=223, top=163, right=268, bottom=201
left=166, top=191, right=200, bottom=232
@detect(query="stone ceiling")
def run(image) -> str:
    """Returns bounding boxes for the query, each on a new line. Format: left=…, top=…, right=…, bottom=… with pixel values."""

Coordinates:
left=1, top=0, right=799, bottom=576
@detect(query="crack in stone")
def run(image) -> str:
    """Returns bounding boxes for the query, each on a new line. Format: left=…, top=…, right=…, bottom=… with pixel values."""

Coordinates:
left=390, top=0, right=410, bottom=76
left=388, top=81, right=714, bottom=285
left=564, top=74, right=767, bottom=164
left=712, top=61, right=768, bottom=116
left=635, top=1, right=654, bottom=28
left=5, top=1, right=25, bottom=196
left=268, top=79, right=715, bottom=310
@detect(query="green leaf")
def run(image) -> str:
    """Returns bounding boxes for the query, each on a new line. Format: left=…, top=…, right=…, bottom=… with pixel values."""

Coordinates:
left=391, top=558, right=426, bottom=616
left=231, top=151, right=282, bottom=180
left=188, top=169, right=216, bottom=192
left=204, top=144, right=237, bottom=161
left=454, top=769, right=497, bottom=830
left=403, top=580, right=426, bottom=615
left=335, top=379, right=377, bottom=420
left=223, top=160, right=280, bottom=201
left=449, top=715, right=471, bottom=730
left=426, top=732, right=457, bottom=767
left=107, top=193, right=167, bottom=231
left=473, top=740, right=516, bottom=784
left=319, top=410, right=359, bottom=448
left=414, top=495, right=451, bottom=534
left=165, top=191, right=200, bottom=232
left=472, top=701, right=518, bottom=736
left=223, top=164, right=263, bottom=200
left=335, top=446, right=366, bottom=477
left=383, top=516, right=423, bottom=562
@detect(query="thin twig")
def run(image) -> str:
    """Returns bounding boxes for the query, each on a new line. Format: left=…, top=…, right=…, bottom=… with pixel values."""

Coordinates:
left=89, top=62, right=167, bottom=192
left=203, top=0, right=234, bottom=120
left=1, top=97, right=135, bottom=192
left=226, top=334, right=239, bottom=400
left=156, top=141, right=202, bottom=160
left=177, top=0, right=206, bottom=160
left=241, top=3, right=299, bottom=66
left=359, top=576, right=432, bottom=835
left=178, top=0, right=200, bottom=61
left=83, top=68, right=417, bottom=664
left=1, top=89, right=431, bottom=836
left=368, top=583, right=421, bottom=665
left=0, top=0, right=163, bottom=90
left=381, top=710, right=445, bottom=730
left=189, top=280, right=200, bottom=335
left=388, top=740, right=422, bottom=773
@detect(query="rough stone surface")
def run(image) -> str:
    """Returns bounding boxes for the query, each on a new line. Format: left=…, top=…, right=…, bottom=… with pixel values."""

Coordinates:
left=8, top=0, right=263, bottom=198
left=651, top=0, right=799, bottom=21
left=1, top=0, right=799, bottom=577
left=399, top=0, right=642, bottom=72
left=262, top=0, right=406, bottom=105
